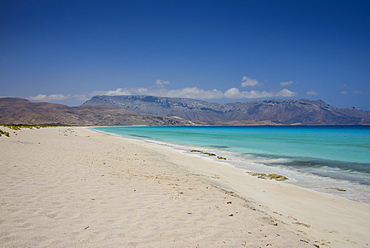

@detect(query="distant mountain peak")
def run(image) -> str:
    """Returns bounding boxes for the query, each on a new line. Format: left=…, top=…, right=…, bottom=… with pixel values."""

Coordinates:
left=0, top=97, right=193, bottom=126
left=2, top=96, right=368, bottom=126
left=84, top=95, right=370, bottom=125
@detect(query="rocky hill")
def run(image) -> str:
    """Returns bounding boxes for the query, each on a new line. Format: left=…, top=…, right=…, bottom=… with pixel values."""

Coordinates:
left=84, top=95, right=370, bottom=125
left=0, top=98, right=193, bottom=126
left=2, top=96, right=368, bottom=126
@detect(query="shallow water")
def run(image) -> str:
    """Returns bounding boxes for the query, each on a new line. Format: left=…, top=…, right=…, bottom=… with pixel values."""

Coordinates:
left=94, top=126, right=370, bottom=204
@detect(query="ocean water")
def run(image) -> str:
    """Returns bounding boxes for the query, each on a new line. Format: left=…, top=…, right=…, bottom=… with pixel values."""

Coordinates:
left=93, top=126, right=370, bottom=204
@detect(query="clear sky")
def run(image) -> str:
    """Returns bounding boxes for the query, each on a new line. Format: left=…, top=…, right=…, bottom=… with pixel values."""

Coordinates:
left=1, top=0, right=369, bottom=110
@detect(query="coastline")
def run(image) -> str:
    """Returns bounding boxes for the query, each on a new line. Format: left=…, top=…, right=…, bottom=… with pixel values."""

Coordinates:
left=1, top=127, right=369, bottom=247
left=94, top=125, right=370, bottom=205
left=98, top=127, right=370, bottom=246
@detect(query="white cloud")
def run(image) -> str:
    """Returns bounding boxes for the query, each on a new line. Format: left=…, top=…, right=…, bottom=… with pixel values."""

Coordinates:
left=90, top=88, right=132, bottom=96
left=275, top=89, right=298, bottom=97
left=28, top=79, right=299, bottom=104
left=280, top=81, right=293, bottom=86
left=137, top=87, right=224, bottom=99
left=29, top=88, right=133, bottom=103
left=155, top=79, right=171, bottom=87
left=90, top=87, right=223, bottom=100
left=307, top=91, right=318, bottom=96
left=224, top=88, right=297, bottom=99
left=241, top=76, right=260, bottom=87
left=224, top=88, right=241, bottom=98
left=339, top=90, right=362, bottom=95
left=87, top=79, right=223, bottom=100
left=163, top=88, right=224, bottom=99
left=30, top=86, right=298, bottom=103
left=28, top=94, right=71, bottom=101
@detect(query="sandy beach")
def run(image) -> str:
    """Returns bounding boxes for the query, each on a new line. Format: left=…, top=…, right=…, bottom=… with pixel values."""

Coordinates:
left=1, top=127, right=369, bottom=247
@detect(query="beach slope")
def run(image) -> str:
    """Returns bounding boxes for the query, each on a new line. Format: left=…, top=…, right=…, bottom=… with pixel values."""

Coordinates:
left=0, top=127, right=369, bottom=247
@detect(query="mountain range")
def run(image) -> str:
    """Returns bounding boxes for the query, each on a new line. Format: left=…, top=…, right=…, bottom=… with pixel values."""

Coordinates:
left=84, top=95, right=370, bottom=125
left=1, top=96, right=369, bottom=126
left=0, top=97, right=192, bottom=126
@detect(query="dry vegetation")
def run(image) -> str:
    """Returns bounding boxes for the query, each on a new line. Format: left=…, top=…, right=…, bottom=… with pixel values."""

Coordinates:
left=0, top=124, right=55, bottom=137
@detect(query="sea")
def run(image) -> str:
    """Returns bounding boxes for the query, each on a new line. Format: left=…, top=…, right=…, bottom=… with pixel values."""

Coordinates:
left=93, top=126, right=370, bottom=204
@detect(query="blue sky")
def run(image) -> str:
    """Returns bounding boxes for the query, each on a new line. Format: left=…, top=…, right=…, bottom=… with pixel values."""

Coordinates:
left=1, top=0, right=369, bottom=110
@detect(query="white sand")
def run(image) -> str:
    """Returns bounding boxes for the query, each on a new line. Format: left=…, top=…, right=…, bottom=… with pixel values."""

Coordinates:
left=0, top=127, right=369, bottom=247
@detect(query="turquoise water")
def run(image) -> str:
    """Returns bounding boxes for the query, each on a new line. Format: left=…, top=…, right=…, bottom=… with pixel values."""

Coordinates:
left=93, top=126, right=370, bottom=203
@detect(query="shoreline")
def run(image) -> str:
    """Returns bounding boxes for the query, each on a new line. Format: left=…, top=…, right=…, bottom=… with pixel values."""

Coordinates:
left=93, top=126, right=370, bottom=205
left=1, top=127, right=369, bottom=247
left=91, top=127, right=370, bottom=246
